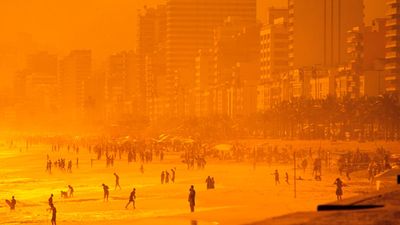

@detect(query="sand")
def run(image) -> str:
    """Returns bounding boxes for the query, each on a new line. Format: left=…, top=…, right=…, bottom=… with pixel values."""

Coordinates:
left=0, top=139, right=398, bottom=225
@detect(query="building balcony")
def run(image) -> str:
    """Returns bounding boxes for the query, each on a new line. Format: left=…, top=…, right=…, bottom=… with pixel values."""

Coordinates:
left=387, top=0, right=400, bottom=6
left=386, top=52, right=400, bottom=59
left=387, top=7, right=400, bottom=16
left=386, top=29, right=399, bottom=37
left=385, top=63, right=400, bottom=70
left=386, top=18, right=400, bottom=27
left=386, top=40, right=399, bottom=48
left=385, top=75, right=398, bottom=81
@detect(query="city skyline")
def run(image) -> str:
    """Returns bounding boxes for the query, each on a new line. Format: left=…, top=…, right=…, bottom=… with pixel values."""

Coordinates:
left=2, top=0, right=398, bottom=130
left=1, top=1, right=400, bottom=225
left=0, top=0, right=387, bottom=89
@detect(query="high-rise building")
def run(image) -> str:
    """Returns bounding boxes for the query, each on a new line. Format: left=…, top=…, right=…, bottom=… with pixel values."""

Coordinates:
left=288, top=0, right=364, bottom=69
left=59, top=50, right=91, bottom=120
left=344, top=19, right=386, bottom=97
left=106, top=51, right=138, bottom=121
left=267, top=7, right=289, bottom=25
left=13, top=52, right=59, bottom=125
left=165, top=0, right=257, bottom=118
left=259, top=9, right=289, bottom=111
left=25, top=52, right=58, bottom=105
left=194, top=49, right=215, bottom=117
left=212, top=17, right=260, bottom=118
left=137, top=5, right=167, bottom=121
left=385, top=0, right=400, bottom=93
left=260, top=10, right=289, bottom=81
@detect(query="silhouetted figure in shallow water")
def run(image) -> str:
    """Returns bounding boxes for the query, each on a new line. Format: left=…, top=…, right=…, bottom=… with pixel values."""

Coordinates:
left=188, top=185, right=196, bottom=212
left=125, top=188, right=136, bottom=209
left=334, top=178, right=345, bottom=200
left=102, top=184, right=109, bottom=201
left=5, top=196, right=16, bottom=210
left=206, top=176, right=212, bottom=189
left=114, top=173, right=121, bottom=190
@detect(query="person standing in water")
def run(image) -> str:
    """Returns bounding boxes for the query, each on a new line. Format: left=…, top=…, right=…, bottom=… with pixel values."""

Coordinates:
left=6, top=196, right=16, bottom=210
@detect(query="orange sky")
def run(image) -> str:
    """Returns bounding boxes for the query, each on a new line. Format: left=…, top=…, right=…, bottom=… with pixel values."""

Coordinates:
left=0, top=0, right=387, bottom=89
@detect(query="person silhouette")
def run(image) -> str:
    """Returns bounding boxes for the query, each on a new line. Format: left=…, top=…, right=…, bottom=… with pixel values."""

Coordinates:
left=68, top=185, right=74, bottom=197
left=161, top=171, right=165, bottom=184
left=50, top=205, right=57, bottom=225
left=165, top=170, right=170, bottom=183
left=6, top=196, right=16, bottom=210
left=273, top=170, right=280, bottom=185
left=334, top=178, right=345, bottom=200
left=48, top=194, right=54, bottom=208
left=114, top=173, right=121, bottom=190
left=206, top=176, right=212, bottom=189
left=285, top=172, right=290, bottom=185
left=188, top=185, right=196, bottom=212
left=171, top=168, right=176, bottom=183
left=125, top=188, right=136, bottom=209
left=102, top=184, right=109, bottom=201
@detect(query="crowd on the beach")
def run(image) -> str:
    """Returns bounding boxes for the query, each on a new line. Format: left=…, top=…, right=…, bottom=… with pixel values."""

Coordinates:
left=4, top=136, right=399, bottom=224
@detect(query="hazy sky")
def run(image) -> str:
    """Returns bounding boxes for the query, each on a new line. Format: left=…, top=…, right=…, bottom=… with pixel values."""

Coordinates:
left=0, top=0, right=387, bottom=89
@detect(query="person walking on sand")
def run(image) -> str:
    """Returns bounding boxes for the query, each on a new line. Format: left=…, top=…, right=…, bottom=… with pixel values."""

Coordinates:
left=285, top=172, right=290, bottom=185
left=334, top=178, right=345, bottom=200
left=50, top=205, right=57, bottom=225
left=114, top=173, right=121, bottom=190
left=171, top=168, right=176, bottom=183
left=125, top=188, right=136, bottom=209
left=272, top=169, right=280, bottom=185
left=206, top=176, right=212, bottom=189
left=161, top=171, right=165, bottom=184
left=165, top=170, right=170, bottom=183
left=102, top=184, right=109, bottom=201
left=188, top=185, right=196, bottom=212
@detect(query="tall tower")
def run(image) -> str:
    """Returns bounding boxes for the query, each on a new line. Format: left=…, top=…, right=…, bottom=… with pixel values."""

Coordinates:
left=59, top=50, right=92, bottom=120
left=385, top=0, right=400, bottom=93
left=137, top=5, right=167, bottom=121
left=288, top=0, right=364, bottom=69
left=165, top=0, right=256, bottom=118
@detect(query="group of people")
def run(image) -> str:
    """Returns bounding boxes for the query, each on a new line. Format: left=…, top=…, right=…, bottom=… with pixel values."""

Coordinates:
left=48, top=194, right=57, bottom=225
left=205, top=176, right=215, bottom=189
left=45, top=158, right=76, bottom=174
left=160, top=169, right=176, bottom=184
left=61, top=185, right=74, bottom=198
